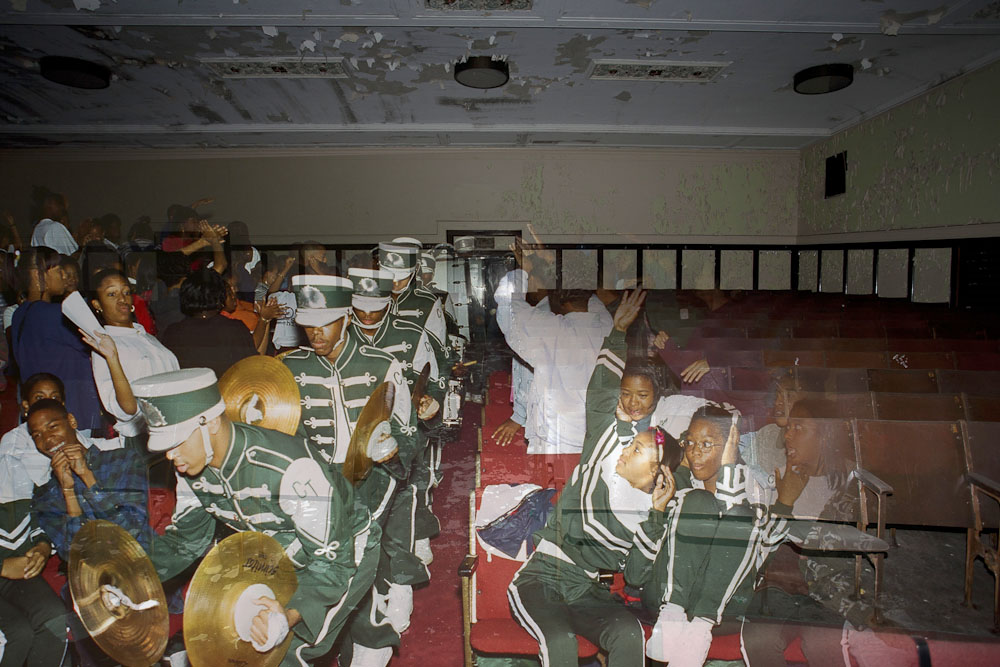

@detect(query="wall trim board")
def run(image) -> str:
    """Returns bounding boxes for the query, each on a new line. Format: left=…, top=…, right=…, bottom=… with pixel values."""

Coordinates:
left=0, top=145, right=800, bottom=163
left=796, top=221, right=1000, bottom=245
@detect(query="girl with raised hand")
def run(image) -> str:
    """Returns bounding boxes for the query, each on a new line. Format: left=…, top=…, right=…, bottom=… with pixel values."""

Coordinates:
left=79, top=268, right=179, bottom=436
left=507, top=290, right=687, bottom=667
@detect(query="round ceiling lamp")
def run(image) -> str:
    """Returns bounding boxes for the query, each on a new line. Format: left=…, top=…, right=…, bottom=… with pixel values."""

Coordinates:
left=39, top=56, right=111, bottom=89
left=793, top=63, right=854, bottom=95
left=454, top=56, right=509, bottom=89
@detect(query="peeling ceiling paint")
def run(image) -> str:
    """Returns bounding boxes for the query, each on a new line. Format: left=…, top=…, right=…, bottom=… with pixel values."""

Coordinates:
left=0, top=0, right=998, bottom=148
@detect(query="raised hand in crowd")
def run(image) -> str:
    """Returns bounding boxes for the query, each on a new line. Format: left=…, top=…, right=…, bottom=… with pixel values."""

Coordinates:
left=612, top=288, right=647, bottom=333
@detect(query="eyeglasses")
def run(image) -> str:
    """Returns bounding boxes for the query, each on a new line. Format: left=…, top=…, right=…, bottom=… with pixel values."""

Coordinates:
left=680, top=438, right=721, bottom=452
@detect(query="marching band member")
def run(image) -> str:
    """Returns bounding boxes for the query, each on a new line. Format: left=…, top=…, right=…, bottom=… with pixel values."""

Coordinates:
left=279, top=275, right=419, bottom=666
left=348, top=267, right=444, bottom=576
left=135, top=368, right=381, bottom=667
left=378, top=242, right=452, bottom=565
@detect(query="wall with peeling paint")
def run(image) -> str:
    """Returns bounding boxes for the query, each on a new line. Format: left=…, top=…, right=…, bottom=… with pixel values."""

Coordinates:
left=799, top=60, right=1000, bottom=238
left=0, top=147, right=799, bottom=245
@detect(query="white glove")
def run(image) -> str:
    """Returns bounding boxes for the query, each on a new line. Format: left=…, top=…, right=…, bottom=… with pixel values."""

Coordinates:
left=367, top=421, right=398, bottom=461
left=251, top=611, right=289, bottom=653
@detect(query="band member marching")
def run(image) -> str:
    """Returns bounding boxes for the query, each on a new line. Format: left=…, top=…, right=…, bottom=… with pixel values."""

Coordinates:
left=134, top=368, right=381, bottom=667
left=279, top=274, right=420, bottom=666
left=377, top=242, right=453, bottom=565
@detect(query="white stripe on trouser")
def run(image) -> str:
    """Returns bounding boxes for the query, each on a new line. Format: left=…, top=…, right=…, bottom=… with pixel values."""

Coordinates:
left=408, top=485, right=417, bottom=552
left=293, top=572, right=357, bottom=667
left=372, top=477, right=398, bottom=522
left=506, top=563, right=551, bottom=667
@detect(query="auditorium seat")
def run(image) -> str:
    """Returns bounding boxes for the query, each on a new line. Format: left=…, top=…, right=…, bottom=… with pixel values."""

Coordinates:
left=964, top=395, right=1000, bottom=422
left=873, top=393, right=965, bottom=421
left=795, top=367, right=869, bottom=393
left=938, top=371, right=1000, bottom=396
left=763, top=349, right=824, bottom=368
left=867, top=369, right=939, bottom=394
left=825, top=350, right=889, bottom=369
left=956, top=353, right=1000, bottom=371
left=889, top=351, right=956, bottom=370
left=730, top=367, right=777, bottom=392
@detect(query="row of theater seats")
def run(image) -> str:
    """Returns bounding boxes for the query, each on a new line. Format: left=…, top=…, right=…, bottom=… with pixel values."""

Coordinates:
left=461, top=369, right=1000, bottom=665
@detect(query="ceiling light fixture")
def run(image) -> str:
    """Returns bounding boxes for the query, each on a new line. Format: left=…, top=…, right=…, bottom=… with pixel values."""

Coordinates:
left=793, top=63, right=854, bottom=95
left=454, top=56, right=509, bottom=89
left=39, top=56, right=111, bottom=89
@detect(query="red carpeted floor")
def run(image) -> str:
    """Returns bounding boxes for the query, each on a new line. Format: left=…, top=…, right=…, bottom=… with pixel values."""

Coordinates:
left=393, top=405, right=478, bottom=667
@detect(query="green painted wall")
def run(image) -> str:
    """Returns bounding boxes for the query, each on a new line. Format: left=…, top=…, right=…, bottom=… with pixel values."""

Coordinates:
left=799, top=60, right=1000, bottom=236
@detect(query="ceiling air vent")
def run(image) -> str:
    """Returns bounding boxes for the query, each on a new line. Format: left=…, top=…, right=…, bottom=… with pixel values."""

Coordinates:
left=426, top=0, right=532, bottom=9
left=589, top=59, right=729, bottom=82
left=203, top=58, right=348, bottom=79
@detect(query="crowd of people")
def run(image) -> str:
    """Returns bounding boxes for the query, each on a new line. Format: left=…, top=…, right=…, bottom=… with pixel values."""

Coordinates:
left=0, top=191, right=900, bottom=667
left=0, top=191, right=462, bottom=666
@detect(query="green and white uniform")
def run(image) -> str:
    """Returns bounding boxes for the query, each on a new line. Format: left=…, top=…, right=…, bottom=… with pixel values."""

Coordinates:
left=625, top=465, right=787, bottom=622
left=383, top=249, right=452, bottom=542
left=507, top=329, right=651, bottom=667
left=149, top=422, right=380, bottom=667
left=281, top=338, right=419, bottom=571
left=350, top=309, right=447, bottom=554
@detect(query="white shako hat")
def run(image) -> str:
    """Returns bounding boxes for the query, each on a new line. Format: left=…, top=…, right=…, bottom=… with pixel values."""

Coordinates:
left=391, top=236, right=423, bottom=250
left=132, top=368, right=226, bottom=453
left=292, top=274, right=353, bottom=327
left=349, top=268, right=394, bottom=312
left=377, top=242, right=419, bottom=280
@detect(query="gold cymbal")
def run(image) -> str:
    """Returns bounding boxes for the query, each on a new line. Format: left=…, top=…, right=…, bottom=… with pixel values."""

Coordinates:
left=185, top=532, right=298, bottom=667
left=343, top=381, right=395, bottom=486
left=411, top=362, right=431, bottom=405
left=219, top=355, right=302, bottom=435
left=68, top=520, right=168, bottom=667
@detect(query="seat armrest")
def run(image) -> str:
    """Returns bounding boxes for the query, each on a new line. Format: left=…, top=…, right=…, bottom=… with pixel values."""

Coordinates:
left=968, top=472, right=1000, bottom=499
left=459, top=554, right=478, bottom=578
left=852, top=468, right=893, bottom=496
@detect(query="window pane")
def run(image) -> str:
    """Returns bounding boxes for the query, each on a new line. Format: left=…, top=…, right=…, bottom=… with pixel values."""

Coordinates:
left=720, top=250, right=753, bottom=290
left=643, top=249, right=677, bottom=289
left=758, top=250, right=791, bottom=290
left=913, top=248, right=951, bottom=303
left=603, top=249, right=637, bottom=289
left=798, top=250, right=818, bottom=292
left=820, top=249, right=844, bottom=293
left=562, top=249, right=597, bottom=289
left=877, top=249, right=908, bottom=298
left=682, top=249, right=715, bottom=290
left=846, top=248, right=874, bottom=295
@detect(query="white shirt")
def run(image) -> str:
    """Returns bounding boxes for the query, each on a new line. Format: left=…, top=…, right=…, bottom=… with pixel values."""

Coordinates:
left=92, top=323, right=179, bottom=436
left=495, top=270, right=613, bottom=454
left=271, top=290, right=301, bottom=349
left=0, top=425, right=124, bottom=501
left=30, top=218, right=78, bottom=256
left=650, top=394, right=712, bottom=440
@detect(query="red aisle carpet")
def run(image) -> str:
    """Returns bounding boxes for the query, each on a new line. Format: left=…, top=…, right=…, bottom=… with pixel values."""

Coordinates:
left=394, top=404, right=479, bottom=667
